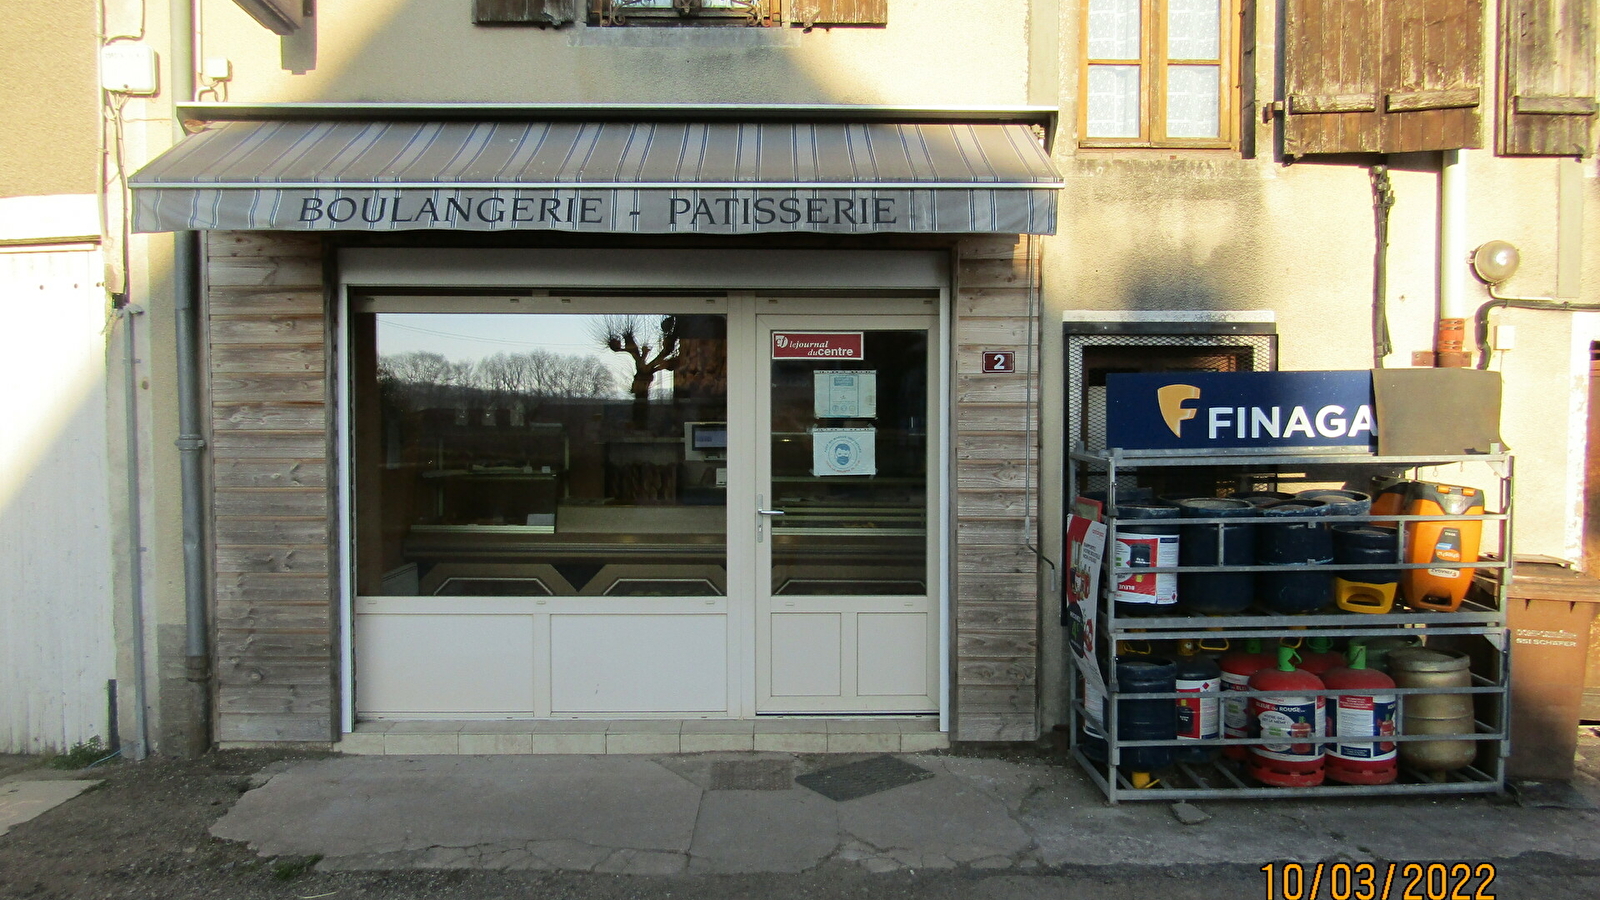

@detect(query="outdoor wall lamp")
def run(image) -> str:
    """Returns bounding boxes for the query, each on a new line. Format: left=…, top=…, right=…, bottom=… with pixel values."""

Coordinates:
left=1471, top=240, right=1521, bottom=285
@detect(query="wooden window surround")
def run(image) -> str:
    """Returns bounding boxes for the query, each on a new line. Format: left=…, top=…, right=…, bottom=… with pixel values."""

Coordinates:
left=475, top=0, right=576, bottom=26
left=1079, top=0, right=1242, bottom=150
left=584, top=0, right=885, bottom=27
left=588, top=0, right=780, bottom=26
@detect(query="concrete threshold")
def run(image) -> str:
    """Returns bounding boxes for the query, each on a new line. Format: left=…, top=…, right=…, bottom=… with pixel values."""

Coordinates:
left=336, top=717, right=948, bottom=756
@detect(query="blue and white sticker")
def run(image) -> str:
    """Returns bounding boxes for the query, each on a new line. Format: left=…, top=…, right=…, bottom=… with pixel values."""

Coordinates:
left=811, top=428, right=877, bottom=477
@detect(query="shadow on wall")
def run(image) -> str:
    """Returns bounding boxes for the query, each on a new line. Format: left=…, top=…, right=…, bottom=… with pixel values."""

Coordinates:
left=1123, top=258, right=1231, bottom=310
left=1057, top=157, right=1272, bottom=314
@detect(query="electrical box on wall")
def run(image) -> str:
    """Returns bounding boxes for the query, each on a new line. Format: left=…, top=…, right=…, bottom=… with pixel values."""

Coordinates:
left=100, top=43, right=159, bottom=95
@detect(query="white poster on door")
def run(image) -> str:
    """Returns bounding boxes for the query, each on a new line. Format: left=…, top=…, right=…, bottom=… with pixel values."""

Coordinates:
left=813, top=371, right=877, bottom=418
left=811, top=428, right=877, bottom=477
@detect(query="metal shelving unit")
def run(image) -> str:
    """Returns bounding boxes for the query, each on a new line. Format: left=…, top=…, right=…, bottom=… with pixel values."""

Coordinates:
left=1067, top=447, right=1513, bottom=803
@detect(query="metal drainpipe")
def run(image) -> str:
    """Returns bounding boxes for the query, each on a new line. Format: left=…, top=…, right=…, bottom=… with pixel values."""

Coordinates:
left=172, top=0, right=211, bottom=755
left=1437, top=149, right=1472, bottom=367
left=119, top=305, right=151, bottom=761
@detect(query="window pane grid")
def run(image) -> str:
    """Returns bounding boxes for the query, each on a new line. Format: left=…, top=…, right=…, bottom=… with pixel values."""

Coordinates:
left=1081, top=0, right=1233, bottom=148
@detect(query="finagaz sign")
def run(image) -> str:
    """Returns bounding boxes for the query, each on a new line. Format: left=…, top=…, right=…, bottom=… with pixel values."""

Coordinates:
left=1105, top=371, right=1378, bottom=451
left=772, top=332, right=864, bottom=360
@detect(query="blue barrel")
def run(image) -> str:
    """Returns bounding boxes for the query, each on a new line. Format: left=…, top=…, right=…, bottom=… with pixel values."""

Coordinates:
left=1295, top=489, right=1372, bottom=518
left=1114, top=655, right=1177, bottom=771
left=1333, top=525, right=1400, bottom=584
left=1236, top=491, right=1295, bottom=507
left=1112, top=504, right=1181, bottom=618
left=1083, top=487, right=1155, bottom=506
left=1176, top=498, right=1257, bottom=615
left=1256, top=500, right=1334, bottom=613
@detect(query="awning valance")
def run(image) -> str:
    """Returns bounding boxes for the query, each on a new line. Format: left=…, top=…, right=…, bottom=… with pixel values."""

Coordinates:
left=130, top=120, right=1062, bottom=235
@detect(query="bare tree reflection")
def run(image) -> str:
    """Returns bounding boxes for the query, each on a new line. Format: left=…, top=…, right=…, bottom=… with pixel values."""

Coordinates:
left=592, top=315, right=680, bottom=428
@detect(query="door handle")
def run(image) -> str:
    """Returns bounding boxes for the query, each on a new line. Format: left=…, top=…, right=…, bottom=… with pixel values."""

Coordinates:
left=756, top=495, right=784, bottom=543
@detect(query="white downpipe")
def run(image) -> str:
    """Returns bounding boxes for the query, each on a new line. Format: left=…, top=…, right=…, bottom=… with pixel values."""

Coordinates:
left=1438, top=150, right=1472, bottom=361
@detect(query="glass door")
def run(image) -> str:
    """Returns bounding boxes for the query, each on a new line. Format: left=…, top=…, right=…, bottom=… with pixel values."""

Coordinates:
left=755, top=315, right=939, bottom=714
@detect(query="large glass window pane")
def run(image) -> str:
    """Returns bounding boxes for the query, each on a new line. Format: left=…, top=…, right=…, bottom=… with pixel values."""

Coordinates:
left=1165, top=64, right=1221, bottom=138
left=1087, top=65, right=1143, bottom=139
left=1087, top=0, right=1142, bottom=60
left=1167, top=0, right=1221, bottom=60
left=769, top=330, right=927, bottom=597
left=354, top=310, right=727, bottom=598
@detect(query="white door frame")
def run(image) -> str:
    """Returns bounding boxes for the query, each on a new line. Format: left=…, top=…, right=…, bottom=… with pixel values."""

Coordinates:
left=753, top=309, right=941, bottom=714
left=336, top=249, right=952, bottom=732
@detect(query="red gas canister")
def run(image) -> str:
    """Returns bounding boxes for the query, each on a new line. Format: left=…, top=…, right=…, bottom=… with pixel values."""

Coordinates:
left=1247, top=647, right=1326, bottom=787
left=1219, top=638, right=1275, bottom=761
left=1295, top=636, right=1345, bottom=677
left=1322, top=644, right=1399, bottom=785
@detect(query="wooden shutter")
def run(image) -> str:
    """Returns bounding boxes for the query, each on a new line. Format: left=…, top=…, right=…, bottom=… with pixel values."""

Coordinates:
left=1284, top=0, right=1384, bottom=155
left=1500, top=0, right=1597, bottom=156
left=1284, top=0, right=1482, bottom=155
left=475, top=0, right=575, bottom=26
left=1380, top=0, right=1483, bottom=152
left=793, top=0, right=888, bottom=27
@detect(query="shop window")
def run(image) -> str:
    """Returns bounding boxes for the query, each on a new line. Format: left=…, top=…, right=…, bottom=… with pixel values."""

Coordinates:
left=589, top=0, right=779, bottom=26
left=352, top=304, right=728, bottom=599
left=1283, top=0, right=1484, bottom=156
left=1080, top=0, right=1241, bottom=148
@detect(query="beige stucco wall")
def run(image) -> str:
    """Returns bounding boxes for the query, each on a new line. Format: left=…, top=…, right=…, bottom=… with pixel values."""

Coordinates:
left=198, top=0, right=1032, bottom=105
left=0, top=0, right=100, bottom=199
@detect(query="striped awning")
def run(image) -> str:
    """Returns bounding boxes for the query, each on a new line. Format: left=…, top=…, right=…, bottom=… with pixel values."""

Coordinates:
left=130, top=120, right=1062, bottom=235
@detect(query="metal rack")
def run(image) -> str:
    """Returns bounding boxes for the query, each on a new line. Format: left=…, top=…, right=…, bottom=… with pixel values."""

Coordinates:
left=1066, top=447, right=1513, bottom=803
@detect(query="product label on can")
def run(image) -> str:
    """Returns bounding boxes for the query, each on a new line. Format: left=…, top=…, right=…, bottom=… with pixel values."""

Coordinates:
left=1177, top=677, right=1221, bottom=741
left=1428, top=528, right=1464, bottom=578
left=1329, top=693, right=1398, bottom=761
left=1113, top=533, right=1179, bottom=604
left=1249, top=695, right=1325, bottom=762
left=1222, top=671, right=1252, bottom=739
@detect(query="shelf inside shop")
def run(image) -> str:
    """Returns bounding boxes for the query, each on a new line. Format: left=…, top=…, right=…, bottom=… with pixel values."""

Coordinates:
left=1066, top=447, right=1512, bottom=804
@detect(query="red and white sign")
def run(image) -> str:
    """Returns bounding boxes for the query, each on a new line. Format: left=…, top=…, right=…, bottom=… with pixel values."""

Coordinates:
left=772, top=332, right=864, bottom=360
left=982, top=350, right=1016, bottom=373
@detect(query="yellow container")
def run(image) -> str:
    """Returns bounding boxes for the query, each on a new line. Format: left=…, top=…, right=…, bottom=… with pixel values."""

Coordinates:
left=1335, top=578, right=1398, bottom=614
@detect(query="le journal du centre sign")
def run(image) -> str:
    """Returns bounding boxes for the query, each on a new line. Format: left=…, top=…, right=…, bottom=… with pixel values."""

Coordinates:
left=1105, top=371, right=1378, bottom=452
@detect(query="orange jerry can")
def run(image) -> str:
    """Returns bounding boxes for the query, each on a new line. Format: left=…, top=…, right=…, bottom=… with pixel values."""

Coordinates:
left=1368, top=479, right=1415, bottom=526
left=1401, top=482, right=1484, bottom=612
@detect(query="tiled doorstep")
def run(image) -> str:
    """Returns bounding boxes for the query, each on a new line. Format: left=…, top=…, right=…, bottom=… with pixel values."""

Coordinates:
left=340, top=719, right=948, bottom=756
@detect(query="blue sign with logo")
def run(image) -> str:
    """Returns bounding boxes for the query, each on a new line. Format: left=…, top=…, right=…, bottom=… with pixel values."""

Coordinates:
left=1105, top=371, right=1377, bottom=451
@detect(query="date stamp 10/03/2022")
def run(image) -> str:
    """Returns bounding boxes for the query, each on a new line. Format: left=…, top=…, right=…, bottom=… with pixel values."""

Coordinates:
left=1261, top=862, right=1498, bottom=900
